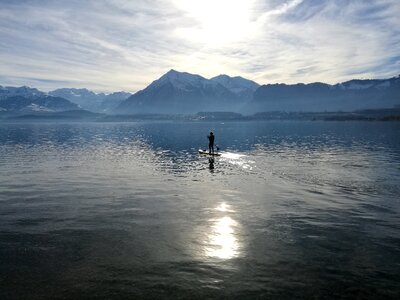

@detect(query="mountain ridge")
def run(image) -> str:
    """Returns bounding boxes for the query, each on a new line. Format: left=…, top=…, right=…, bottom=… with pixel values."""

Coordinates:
left=210, top=74, right=260, bottom=99
left=1, top=72, right=399, bottom=115
left=117, top=69, right=243, bottom=114
left=49, top=88, right=131, bottom=112
left=0, top=95, right=79, bottom=113
left=117, top=70, right=400, bottom=114
left=249, top=75, right=400, bottom=112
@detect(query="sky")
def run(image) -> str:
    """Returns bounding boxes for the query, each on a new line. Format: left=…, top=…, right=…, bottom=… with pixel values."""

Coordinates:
left=0, top=0, right=399, bottom=92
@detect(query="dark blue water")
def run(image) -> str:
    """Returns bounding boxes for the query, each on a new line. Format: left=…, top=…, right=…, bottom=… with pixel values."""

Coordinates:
left=0, top=121, right=399, bottom=299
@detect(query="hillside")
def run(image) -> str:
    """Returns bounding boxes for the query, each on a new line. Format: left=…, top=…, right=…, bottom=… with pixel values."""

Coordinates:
left=117, top=70, right=243, bottom=114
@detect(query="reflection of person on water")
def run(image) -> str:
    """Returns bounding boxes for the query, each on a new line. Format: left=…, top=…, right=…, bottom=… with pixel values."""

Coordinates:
left=208, top=131, right=215, bottom=154
left=209, top=157, right=214, bottom=170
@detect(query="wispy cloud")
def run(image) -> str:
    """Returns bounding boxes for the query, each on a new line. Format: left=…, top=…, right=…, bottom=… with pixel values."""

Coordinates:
left=256, top=0, right=304, bottom=21
left=0, top=0, right=399, bottom=92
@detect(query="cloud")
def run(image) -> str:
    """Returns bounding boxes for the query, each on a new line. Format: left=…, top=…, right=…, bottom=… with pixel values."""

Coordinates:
left=0, top=0, right=195, bottom=91
left=229, top=0, right=400, bottom=83
left=0, top=0, right=399, bottom=92
left=256, top=0, right=304, bottom=21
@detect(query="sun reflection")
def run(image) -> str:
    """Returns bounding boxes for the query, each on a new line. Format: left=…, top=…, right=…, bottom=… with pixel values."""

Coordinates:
left=221, top=152, right=244, bottom=159
left=205, top=203, right=239, bottom=259
left=221, top=152, right=254, bottom=170
left=215, top=202, right=234, bottom=212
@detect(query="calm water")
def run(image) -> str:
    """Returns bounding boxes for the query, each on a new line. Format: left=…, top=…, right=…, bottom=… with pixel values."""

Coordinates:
left=0, top=121, right=399, bottom=299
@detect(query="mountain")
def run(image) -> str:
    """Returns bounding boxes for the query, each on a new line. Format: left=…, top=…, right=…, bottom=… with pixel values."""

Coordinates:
left=336, top=78, right=393, bottom=90
left=0, top=95, right=79, bottom=113
left=210, top=74, right=259, bottom=99
left=0, top=86, right=80, bottom=114
left=117, top=69, right=242, bottom=114
left=49, top=88, right=131, bottom=112
left=2, top=73, right=399, bottom=116
left=49, top=88, right=103, bottom=106
left=101, top=92, right=132, bottom=112
left=0, top=85, right=131, bottom=114
left=248, top=76, right=400, bottom=112
left=0, top=85, right=45, bottom=100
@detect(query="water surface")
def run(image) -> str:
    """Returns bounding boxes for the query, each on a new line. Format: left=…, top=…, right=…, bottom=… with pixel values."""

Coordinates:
left=0, top=121, right=399, bottom=299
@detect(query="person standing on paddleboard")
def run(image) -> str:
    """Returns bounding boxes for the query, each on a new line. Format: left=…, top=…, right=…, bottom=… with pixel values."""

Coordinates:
left=208, top=131, right=215, bottom=154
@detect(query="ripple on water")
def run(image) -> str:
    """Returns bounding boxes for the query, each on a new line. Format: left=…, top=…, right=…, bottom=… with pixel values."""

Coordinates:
left=1, top=121, right=400, bottom=298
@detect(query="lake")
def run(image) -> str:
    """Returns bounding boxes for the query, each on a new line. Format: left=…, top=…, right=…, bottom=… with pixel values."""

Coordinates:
left=0, top=121, right=399, bottom=299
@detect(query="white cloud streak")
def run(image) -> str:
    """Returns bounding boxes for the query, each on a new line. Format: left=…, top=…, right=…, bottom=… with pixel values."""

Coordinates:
left=0, top=0, right=399, bottom=92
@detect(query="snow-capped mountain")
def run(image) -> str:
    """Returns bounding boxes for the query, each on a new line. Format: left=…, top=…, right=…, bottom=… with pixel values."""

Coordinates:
left=117, top=69, right=242, bottom=114
left=210, top=74, right=259, bottom=99
left=49, top=88, right=102, bottom=100
left=0, top=95, right=79, bottom=112
left=0, top=85, right=131, bottom=115
left=0, top=85, right=45, bottom=100
left=150, top=69, right=235, bottom=96
left=0, top=86, right=80, bottom=113
left=100, top=92, right=132, bottom=112
left=248, top=75, right=400, bottom=112
left=49, top=88, right=131, bottom=112
left=49, top=88, right=104, bottom=110
left=1, top=73, right=399, bottom=116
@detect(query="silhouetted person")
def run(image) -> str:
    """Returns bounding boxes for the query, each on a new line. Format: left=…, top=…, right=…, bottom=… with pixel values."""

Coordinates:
left=208, top=131, right=215, bottom=154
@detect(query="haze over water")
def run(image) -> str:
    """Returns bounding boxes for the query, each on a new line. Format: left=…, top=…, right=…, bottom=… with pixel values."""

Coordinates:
left=0, top=121, right=399, bottom=299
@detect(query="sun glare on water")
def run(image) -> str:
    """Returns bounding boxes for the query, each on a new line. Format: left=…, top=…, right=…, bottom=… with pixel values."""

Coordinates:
left=205, top=202, right=240, bottom=259
left=174, top=0, right=256, bottom=46
left=206, top=216, right=239, bottom=259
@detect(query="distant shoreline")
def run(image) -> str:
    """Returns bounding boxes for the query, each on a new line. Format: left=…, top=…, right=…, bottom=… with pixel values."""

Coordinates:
left=1, top=108, right=400, bottom=122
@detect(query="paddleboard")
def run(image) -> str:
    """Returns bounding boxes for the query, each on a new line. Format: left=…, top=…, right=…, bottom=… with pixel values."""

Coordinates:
left=198, top=149, right=221, bottom=156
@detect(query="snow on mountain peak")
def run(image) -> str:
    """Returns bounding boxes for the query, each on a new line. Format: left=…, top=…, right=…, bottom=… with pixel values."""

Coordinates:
left=152, top=69, right=214, bottom=91
left=0, top=85, right=45, bottom=100
left=210, top=74, right=260, bottom=97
